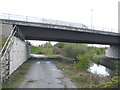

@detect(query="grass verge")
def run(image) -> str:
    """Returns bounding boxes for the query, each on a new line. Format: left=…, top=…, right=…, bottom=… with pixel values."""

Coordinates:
left=2, top=60, right=32, bottom=88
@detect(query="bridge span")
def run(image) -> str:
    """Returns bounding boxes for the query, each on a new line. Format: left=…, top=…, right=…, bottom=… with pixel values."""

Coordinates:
left=1, top=19, right=119, bottom=45
left=0, top=17, right=119, bottom=84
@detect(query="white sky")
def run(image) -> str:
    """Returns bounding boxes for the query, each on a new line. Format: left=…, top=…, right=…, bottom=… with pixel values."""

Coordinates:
left=0, top=0, right=119, bottom=46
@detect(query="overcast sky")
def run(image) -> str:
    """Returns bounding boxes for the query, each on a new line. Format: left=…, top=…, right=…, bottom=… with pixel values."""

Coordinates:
left=0, top=0, right=119, bottom=46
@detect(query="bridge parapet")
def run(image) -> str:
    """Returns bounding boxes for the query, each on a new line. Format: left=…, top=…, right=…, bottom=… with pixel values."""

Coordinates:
left=0, top=13, right=118, bottom=33
left=0, top=19, right=119, bottom=37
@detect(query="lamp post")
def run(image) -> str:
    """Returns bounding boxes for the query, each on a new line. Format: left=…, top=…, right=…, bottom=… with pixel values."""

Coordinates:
left=91, top=9, right=93, bottom=29
left=91, top=9, right=93, bottom=47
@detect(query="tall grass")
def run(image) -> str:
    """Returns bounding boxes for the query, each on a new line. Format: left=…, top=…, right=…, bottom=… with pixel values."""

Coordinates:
left=55, top=61, right=113, bottom=88
left=92, top=55, right=104, bottom=65
left=31, top=46, right=53, bottom=55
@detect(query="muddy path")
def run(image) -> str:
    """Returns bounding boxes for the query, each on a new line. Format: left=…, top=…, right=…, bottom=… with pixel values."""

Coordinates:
left=17, top=59, right=77, bottom=88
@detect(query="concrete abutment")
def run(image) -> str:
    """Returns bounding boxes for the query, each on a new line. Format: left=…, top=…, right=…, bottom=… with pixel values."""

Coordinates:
left=106, top=45, right=120, bottom=59
left=0, top=22, right=31, bottom=82
left=9, top=36, right=31, bottom=75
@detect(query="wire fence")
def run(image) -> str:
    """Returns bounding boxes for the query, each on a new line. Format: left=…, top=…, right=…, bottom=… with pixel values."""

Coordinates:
left=0, top=13, right=118, bottom=33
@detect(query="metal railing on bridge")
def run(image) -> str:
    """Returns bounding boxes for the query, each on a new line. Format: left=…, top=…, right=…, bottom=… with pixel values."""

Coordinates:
left=0, top=13, right=118, bottom=33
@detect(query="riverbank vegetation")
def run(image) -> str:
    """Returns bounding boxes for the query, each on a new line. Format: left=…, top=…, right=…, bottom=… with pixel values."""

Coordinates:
left=2, top=60, right=32, bottom=88
left=31, top=41, right=120, bottom=88
left=55, top=60, right=119, bottom=88
left=31, top=42, right=53, bottom=55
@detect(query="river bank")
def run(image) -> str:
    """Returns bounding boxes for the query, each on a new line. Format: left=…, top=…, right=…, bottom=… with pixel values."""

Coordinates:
left=54, top=58, right=120, bottom=88
left=2, top=54, right=120, bottom=88
left=100, top=56, right=120, bottom=74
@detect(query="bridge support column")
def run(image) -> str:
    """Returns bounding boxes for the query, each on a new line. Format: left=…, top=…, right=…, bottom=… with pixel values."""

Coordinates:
left=106, top=45, right=120, bottom=59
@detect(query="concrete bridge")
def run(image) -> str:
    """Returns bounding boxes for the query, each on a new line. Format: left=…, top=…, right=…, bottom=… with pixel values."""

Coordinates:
left=2, top=19, right=119, bottom=45
left=1, top=19, right=119, bottom=57
left=0, top=15, right=120, bottom=85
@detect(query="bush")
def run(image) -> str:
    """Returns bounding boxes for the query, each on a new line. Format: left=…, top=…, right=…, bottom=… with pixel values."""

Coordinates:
left=74, top=54, right=91, bottom=71
left=96, top=48, right=101, bottom=55
left=102, top=75, right=120, bottom=88
left=63, top=44, right=88, bottom=59
left=54, top=42, right=66, bottom=48
left=92, top=55, right=104, bottom=65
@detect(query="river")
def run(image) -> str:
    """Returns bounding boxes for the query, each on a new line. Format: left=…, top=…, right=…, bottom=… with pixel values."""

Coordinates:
left=88, top=62, right=110, bottom=77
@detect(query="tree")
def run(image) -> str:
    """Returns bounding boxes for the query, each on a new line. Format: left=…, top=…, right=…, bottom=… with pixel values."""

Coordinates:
left=63, top=43, right=88, bottom=59
left=44, top=42, right=52, bottom=48
left=96, top=48, right=101, bottom=55
left=54, top=42, right=67, bottom=49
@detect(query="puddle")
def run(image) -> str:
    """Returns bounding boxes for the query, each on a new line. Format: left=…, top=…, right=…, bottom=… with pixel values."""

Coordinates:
left=50, top=68, right=56, bottom=71
left=35, top=61, right=51, bottom=64
left=46, top=62, right=50, bottom=64
left=36, top=61, right=41, bottom=64
left=35, top=61, right=56, bottom=71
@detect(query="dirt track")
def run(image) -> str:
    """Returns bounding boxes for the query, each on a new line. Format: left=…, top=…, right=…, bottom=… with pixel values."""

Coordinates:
left=18, top=60, right=77, bottom=88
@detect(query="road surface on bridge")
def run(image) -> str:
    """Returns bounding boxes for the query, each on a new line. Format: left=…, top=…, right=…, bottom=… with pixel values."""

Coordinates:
left=18, top=58, right=77, bottom=88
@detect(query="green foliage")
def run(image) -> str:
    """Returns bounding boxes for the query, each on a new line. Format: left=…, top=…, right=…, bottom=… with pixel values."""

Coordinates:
left=87, top=47, right=97, bottom=53
left=47, top=48, right=53, bottom=54
left=63, top=43, right=88, bottom=59
left=74, top=54, right=91, bottom=71
left=54, top=42, right=66, bottom=48
left=64, top=69, right=80, bottom=79
left=92, top=55, right=104, bottom=64
left=55, top=61, right=112, bottom=88
left=31, top=42, right=54, bottom=54
left=31, top=45, right=53, bottom=54
left=96, top=48, right=101, bottom=55
left=43, top=41, right=52, bottom=48
left=63, top=43, right=74, bottom=58
left=103, top=76, right=120, bottom=88
left=54, top=42, right=106, bottom=59
left=31, top=46, right=41, bottom=54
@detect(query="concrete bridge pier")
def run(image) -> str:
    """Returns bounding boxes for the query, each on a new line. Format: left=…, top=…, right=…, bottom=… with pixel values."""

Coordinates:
left=106, top=45, right=120, bottom=59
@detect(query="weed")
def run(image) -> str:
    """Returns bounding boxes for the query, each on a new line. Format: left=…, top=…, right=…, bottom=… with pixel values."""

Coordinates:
left=2, top=60, right=32, bottom=88
left=55, top=61, right=114, bottom=88
left=92, top=55, right=104, bottom=65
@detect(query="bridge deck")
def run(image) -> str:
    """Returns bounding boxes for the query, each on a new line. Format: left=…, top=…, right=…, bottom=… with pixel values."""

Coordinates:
left=0, top=19, right=119, bottom=45
left=0, top=19, right=119, bottom=36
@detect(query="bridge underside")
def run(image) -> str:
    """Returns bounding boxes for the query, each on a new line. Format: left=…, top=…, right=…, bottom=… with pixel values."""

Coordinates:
left=18, top=25, right=119, bottom=45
